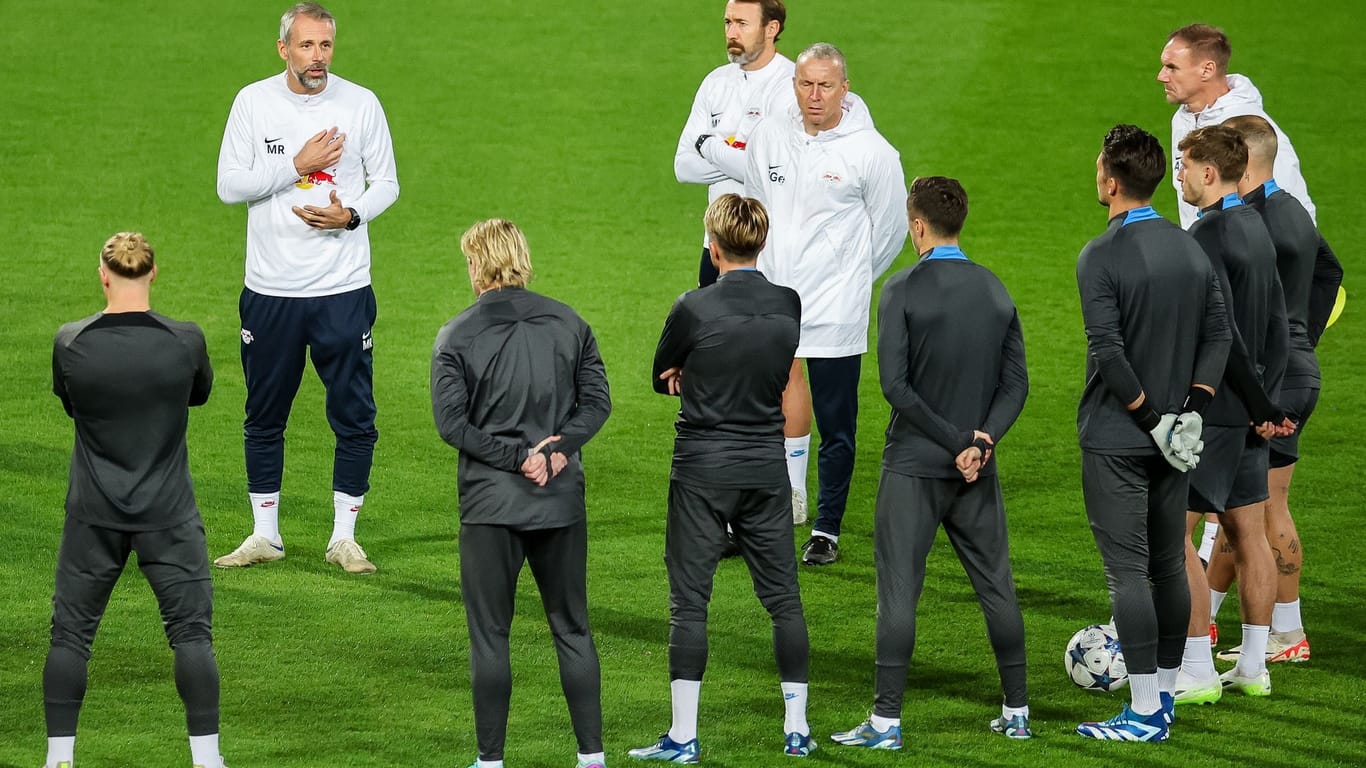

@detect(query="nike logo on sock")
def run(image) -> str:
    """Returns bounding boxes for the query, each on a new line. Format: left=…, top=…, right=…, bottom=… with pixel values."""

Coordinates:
left=784, top=692, right=797, bottom=700
left=788, top=450, right=807, bottom=457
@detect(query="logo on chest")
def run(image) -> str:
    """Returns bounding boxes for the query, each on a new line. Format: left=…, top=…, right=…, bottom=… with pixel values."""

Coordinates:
left=264, top=137, right=285, bottom=155
left=768, top=164, right=785, bottom=184
left=821, top=172, right=843, bottom=184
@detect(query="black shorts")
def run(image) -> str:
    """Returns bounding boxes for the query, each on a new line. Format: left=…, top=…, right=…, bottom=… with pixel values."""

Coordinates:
left=1188, top=426, right=1269, bottom=513
left=1270, top=385, right=1320, bottom=468
left=50, top=515, right=213, bottom=655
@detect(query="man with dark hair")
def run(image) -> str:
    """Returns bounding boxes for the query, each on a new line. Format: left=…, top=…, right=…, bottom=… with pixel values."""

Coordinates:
left=215, top=2, right=400, bottom=573
left=831, top=177, right=1030, bottom=749
left=1171, top=124, right=1293, bottom=705
left=46, top=233, right=224, bottom=768
left=675, top=1, right=792, bottom=288
left=1202, top=115, right=1341, bottom=665
left=631, top=193, right=813, bottom=762
left=1158, top=23, right=1315, bottom=229
left=432, top=219, right=612, bottom=768
left=746, top=42, right=908, bottom=564
left=1073, top=125, right=1231, bottom=742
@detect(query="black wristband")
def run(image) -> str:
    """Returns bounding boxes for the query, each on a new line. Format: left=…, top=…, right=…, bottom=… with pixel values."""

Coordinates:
left=1182, top=386, right=1213, bottom=415
left=971, top=437, right=991, bottom=455
left=695, top=134, right=713, bottom=155
left=1131, top=405, right=1162, bottom=432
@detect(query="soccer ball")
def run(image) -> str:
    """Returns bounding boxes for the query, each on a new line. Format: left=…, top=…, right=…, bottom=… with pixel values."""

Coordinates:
left=1065, top=624, right=1128, bottom=692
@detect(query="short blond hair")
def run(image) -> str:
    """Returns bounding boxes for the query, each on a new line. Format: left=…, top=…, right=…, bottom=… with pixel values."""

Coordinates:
left=100, top=232, right=155, bottom=278
left=461, top=219, right=533, bottom=292
left=704, top=194, right=769, bottom=263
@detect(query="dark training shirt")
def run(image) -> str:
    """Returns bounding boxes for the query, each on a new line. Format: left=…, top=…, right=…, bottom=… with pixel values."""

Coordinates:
left=1243, top=181, right=1321, bottom=386
left=1188, top=196, right=1290, bottom=425
left=652, top=268, right=800, bottom=489
left=876, top=247, right=1028, bottom=479
left=1077, top=208, right=1231, bottom=454
left=432, top=287, right=611, bottom=530
left=52, top=311, right=213, bottom=531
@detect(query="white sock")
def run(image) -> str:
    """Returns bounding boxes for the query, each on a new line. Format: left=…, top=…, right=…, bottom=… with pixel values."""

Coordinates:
left=1197, top=520, right=1219, bottom=562
left=577, top=752, right=606, bottom=767
left=329, top=491, right=363, bottom=547
left=781, top=681, right=809, bottom=735
left=476, top=760, right=504, bottom=768
left=189, top=733, right=220, bottom=767
left=46, top=736, right=75, bottom=767
left=1181, top=635, right=1216, bottom=679
left=1129, top=672, right=1160, bottom=715
left=785, top=435, right=810, bottom=494
left=869, top=713, right=899, bottom=732
left=1237, top=624, right=1270, bottom=676
left=669, top=679, right=701, bottom=743
left=813, top=531, right=839, bottom=543
left=1157, top=666, right=1178, bottom=694
left=1210, top=589, right=1227, bottom=622
left=249, top=492, right=281, bottom=543
left=1002, top=703, right=1029, bottom=719
left=1272, top=599, right=1303, bottom=633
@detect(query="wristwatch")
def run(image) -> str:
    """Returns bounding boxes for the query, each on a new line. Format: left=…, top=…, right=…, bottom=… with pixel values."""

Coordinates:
left=345, top=207, right=361, bottom=231
left=695, top=134, right=713, bottom=156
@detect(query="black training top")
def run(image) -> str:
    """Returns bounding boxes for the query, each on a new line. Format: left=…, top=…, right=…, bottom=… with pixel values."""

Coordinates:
left=1076, top=207, right=1231, bottom=454
left=652, top=268, right=800, bottom=489
left=1243, top=181, right=1320, bottom=386
left=52, top=311, right=213, bottom=531
left=876, top=246, right=1028, bottom=479
left=1188, top=195, right=1290, bottom=425
left=431, top=287, right=612, bottom=529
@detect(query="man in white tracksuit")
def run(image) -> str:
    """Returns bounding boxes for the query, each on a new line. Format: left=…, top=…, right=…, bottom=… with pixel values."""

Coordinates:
left=214, top=2, right=399, bottom=575
left=745, top=42, right=909, bottom=565
left=1159, top=23, right=1315, bottom=230
left=675, top=0, right=795, bottom=290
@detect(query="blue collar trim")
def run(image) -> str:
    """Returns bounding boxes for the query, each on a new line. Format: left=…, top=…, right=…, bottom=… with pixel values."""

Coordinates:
left=1122, top=206, right=1161, bottom=226
left=1263, top=179, right=1282, bottom=196
left=924, top=245, right=968, bottom=261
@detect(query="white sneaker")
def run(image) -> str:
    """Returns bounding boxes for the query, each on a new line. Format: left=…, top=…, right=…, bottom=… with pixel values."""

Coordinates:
left=791, top=488, right=808, bottom=526
left=213, top=534, right=285, bottom=568
left=326, top=538, right=376, bottom=574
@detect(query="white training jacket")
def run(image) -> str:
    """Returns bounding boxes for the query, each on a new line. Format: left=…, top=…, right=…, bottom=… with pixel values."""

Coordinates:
left=217, top=72, right=400, bottom=298
left=745, top=94, right=908, bottom=358
left=674, top=54, right=796, bottom=247
left=1171, top=74, right=1314, bottom=229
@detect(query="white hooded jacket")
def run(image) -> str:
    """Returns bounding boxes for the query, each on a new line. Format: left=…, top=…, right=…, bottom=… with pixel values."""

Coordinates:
left=1171, top=74, right=1314, bottom=229
left=745, top=94, right=908, bottom=358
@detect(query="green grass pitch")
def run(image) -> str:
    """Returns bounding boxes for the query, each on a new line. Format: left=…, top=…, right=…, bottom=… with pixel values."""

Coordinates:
left=2, top=1, right=1363, bottom=766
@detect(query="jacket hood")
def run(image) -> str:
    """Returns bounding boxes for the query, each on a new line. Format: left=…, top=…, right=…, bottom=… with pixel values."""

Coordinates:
left=1179, top=74, right=1263, bottom=122
left=789, top=91, right=876, bottom=141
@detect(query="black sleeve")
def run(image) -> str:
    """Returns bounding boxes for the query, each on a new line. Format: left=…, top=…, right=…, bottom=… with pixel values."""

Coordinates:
left=981, top=308, right=1028, bottom=442
left=1307, top=234, right=1344, bottom=347
left=1262, top=273, right=1290, bottom=401
left=1193, top=226, right=1274, bottom=419
left=52, top=339, right=73, bottom=418
left=188, top=326, right=213, bottom=407
left=1192, top=266, right=1233, bottom=390
left=552, top=325, right=612, bottom=457
left=1077, top=248, right=1145, bottom=409
left=652, top=296, right=696, bottom=396
left=876, top=278, right=973, bottom=454
left=430, top=330, right=525, bottom=472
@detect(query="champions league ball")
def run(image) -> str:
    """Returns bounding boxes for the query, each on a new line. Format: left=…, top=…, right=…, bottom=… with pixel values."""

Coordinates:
left=1065, top=624, right=1128, bottom=692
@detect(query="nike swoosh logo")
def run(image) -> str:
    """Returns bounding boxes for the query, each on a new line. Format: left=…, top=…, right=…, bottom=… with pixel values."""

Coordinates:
left=768, top=164, right=782, bottom=170
left=264, top=137, right=282, bottom=144
left=710, top=111, right=723, bottom=118
left=270, top=543, right=284, bottom=551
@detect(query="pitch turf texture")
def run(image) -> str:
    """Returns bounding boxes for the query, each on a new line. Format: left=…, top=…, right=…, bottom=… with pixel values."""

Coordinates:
left=2, top=1, right=1363, bottom=765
